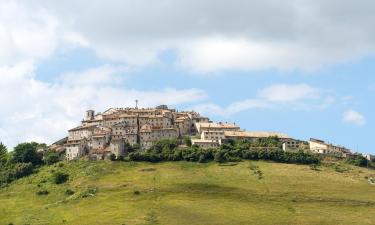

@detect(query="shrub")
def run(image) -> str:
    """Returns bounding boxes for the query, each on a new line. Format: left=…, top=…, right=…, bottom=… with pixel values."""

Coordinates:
left=43, top=151, right=61, bottom=165
left=109, top=153, right=116, bottom=161
left=133, top=190, right=141, bottom=195
left=346, top=155, right=368, bottom=167
left=36, top=190, right=49, bottom=195
left=0, top=163, right=34, bottom=185
left=65, top=189, right=75, bottom=195
left=53, top=172, right=69, bottom=184
left=214, top=151, right=226, bottom=163
left=81, top=187, right=97, bottom=198
left=12, top=142, right=43, bottom=166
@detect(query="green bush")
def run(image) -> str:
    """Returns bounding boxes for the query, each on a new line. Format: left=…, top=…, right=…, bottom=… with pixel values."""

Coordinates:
left=0, top=163, right=34, bottom=186
left=65, top=189, right=75, bottom=195
left=36, top=190, right=49, bottom=195
left=12, top=142, right=43, bottom=166
left=346, top=155, right=368, bottom=167
left=127, top=138, right=320, bottom=166
left=43, top=151, right=61, bottom=165
left=109, top=153, right=116, bottom=161
left=81, top=187, right=97, bottom=198
left=53, top=172, right=69, bottom=184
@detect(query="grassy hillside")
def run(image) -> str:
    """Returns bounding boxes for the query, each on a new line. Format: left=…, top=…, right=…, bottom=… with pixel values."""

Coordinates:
left=0, top=160, right=375, bottom=225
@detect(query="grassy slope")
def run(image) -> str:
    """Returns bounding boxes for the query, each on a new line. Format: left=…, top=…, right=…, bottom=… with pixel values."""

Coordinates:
left=0, top=160, right=375, bottom=225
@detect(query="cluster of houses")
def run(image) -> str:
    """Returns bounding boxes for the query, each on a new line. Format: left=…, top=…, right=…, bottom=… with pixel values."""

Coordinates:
left=50, top=105, right=371, bottom=161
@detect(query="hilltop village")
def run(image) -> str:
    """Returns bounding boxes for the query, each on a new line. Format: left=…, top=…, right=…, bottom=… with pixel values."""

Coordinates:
left=50, top=105, right=369, bottom=161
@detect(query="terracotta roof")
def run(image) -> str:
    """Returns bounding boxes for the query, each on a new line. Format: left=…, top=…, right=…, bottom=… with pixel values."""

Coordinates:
left=68, top=124, right=96, bottom=132
left=224, top=131, right=290, bottom=139
left=197, top=122, right=240, bottom=129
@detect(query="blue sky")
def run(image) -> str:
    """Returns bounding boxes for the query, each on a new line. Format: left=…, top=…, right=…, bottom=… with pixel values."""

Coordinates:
left=0, top=0, right=374, bottom=154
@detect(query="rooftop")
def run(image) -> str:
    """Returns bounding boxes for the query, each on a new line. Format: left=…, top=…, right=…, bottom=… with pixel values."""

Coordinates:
left=224, top=131, right=290, bottom=139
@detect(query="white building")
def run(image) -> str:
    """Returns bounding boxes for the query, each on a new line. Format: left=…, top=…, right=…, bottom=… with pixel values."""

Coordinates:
left=309, top=138, right=352, bottom=157
left=191, top=138, right=221, bottom=149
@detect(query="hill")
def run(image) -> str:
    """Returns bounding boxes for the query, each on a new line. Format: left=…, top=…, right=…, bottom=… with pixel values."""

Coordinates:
left=0, top=160, right=375, bottom=225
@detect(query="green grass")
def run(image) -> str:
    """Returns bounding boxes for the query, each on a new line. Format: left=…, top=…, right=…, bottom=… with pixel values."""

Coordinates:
left=1, top=160, right=375, bottom=225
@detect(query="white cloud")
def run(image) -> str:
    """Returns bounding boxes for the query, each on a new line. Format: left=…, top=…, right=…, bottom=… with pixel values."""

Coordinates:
left=0, top=63, right=207, bottom=148
left=342, top=110, right=366, bottom=126
left=193, top=84, right=333, bottom=116
left=0, top=1, right=59, bottom=65
left=258, top=84, right=319, bottom=102
left=11, top=0, right=375, bottom=72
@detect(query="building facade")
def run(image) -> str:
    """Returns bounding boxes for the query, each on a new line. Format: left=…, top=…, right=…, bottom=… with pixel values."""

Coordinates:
left=65, top=106, right=207, bottom=160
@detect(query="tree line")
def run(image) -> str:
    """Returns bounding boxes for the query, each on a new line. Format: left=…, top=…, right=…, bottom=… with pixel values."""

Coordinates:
left=0, top=142, right=64, bottom=187
left=127, top=137, right=321, bottom=165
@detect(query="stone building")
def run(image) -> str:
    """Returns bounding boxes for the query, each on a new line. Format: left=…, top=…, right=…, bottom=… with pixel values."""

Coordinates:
left=65, top=105, right=207, bottom=160
left=309, top=138, right=352, bottom=157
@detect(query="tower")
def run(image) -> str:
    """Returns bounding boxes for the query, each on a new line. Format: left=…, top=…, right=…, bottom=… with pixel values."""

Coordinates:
left=85, top=110, right=95, bottom=120
left=135, top=99, right=138, bottom=109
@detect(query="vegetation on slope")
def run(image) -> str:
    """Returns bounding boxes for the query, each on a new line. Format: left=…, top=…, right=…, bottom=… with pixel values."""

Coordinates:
left=1, top=160, right=375, bottom=225
left=0, top=142, right=65, bottom=187
left=129, top=138, right=321, bottom=165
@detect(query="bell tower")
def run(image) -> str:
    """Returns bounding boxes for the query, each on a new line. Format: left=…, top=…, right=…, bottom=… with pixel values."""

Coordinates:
left=85, top=110, right=95, bottom=120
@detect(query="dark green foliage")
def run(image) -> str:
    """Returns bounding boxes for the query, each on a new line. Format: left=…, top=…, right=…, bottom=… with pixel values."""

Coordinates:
left=12, top=142, right=42, bottom=166
left=124, top=142, right=136, bottom=154
left=0, top=142, right=7, bottom=168
left=214, top=151, right=226, bottom=163
left=53, top=172, right=69, bottom=184
left=133, top=190, right=140, bottom=195
left=128, top=138, right=320, bottom=165
left=346, top=154, right=368, bottom=167
left=65, top=189, right=75, bottom=195
left=0, top=163, right=33, bottom=186
left=43, top=151, right=62, bottom=165
left=109, top=153, right=116, bottom=161
left=36, top=190, right=49, bottom=195
left=184, top=136, right=192, bottom=147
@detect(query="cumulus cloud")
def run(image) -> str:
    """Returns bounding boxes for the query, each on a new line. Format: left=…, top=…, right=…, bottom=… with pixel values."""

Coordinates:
left=0, top=1, right=59, bottom=65
left=0, top=63, right=207, bottom=148
left=193, top=84, right=334, bottom=116
left=342, top=110, right=366, bottom=126
left=12, top=0, right=375, bottom=72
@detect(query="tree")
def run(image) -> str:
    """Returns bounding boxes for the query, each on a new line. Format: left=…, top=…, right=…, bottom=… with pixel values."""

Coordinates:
left=109, top=153, right=116, bottom=161
left=346, top=154, right=368, bottom=167
left=43, top=151, right=61, bottom=165
left=184, top=136, right=192, bottom=147
left=12, top=142, right=42, bottom=166
left=0, top=142, right=8, bottom=168
left=53, top=172, right=69, bottom=184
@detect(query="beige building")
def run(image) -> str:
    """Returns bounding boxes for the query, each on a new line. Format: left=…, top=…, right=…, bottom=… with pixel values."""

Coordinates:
left=65, top=106, right=312, bottom=160
left=363, top=154, right=374, bottom=161
left=65, top=106, right=202, bottom=160
left=223, top=131, right=300, bottom=150
left=140, top=124, right=179, bottom=150
left=201, top=130, right=225, bottom=143
left=66, top=139, right=88, bottom=160
left=191, top=139, right=221, bottom=149
left=309, top=138, right=352, bottom=157
left=195, top=122, right=240, bottom=135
